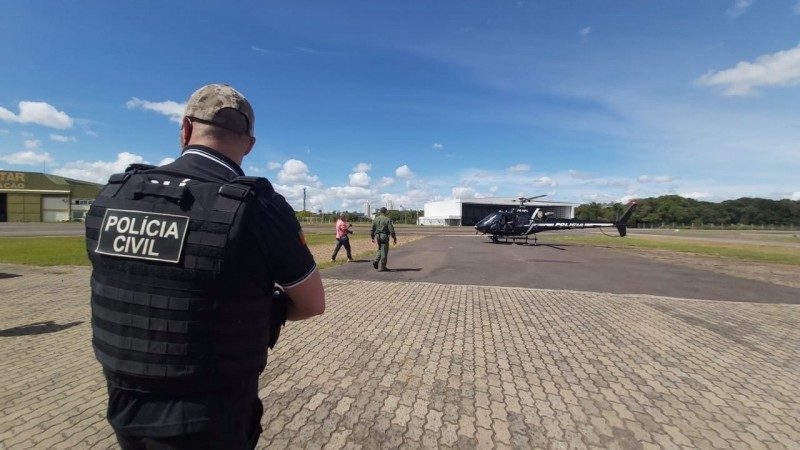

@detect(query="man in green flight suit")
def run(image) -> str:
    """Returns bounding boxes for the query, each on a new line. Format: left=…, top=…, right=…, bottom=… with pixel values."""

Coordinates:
left=371, top=207, right=397, bottom=271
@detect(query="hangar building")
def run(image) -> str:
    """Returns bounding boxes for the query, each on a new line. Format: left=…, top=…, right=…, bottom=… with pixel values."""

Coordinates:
left=0, top=171, right=103, bottom=222
left=418, top=197, right=576, bottom=226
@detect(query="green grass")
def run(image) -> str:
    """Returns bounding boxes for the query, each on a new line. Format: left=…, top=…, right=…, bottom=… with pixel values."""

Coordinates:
left=0, top=233, right=370, bottom=267
left=301, top=232, right=374, bottom=246
left=302, top=232, right=336, bottom=246
left=5, top=232, right=797, bottom=268
left=547, top=235, right=800, bottom=266
left=0, top=237, right=90, bottom=266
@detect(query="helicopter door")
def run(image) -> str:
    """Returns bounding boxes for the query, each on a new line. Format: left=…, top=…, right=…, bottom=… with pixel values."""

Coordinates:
left=502, top=213, right=516, bottom=231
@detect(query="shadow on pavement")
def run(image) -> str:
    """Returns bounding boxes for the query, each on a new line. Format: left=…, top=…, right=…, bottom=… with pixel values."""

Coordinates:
left=0, top=321, right=83, bottom=337
left=0, top=273, right=22, bottom=279
left=385, top=268, right=422, bottom=272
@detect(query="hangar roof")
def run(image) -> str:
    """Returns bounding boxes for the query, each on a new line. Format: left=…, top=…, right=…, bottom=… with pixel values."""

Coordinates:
left=0, top=171, right=103, bottom=198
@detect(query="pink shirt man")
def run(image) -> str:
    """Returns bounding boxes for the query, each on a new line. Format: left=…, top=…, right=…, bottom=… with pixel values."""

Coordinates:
left=336, top=218, right=350, bottom=239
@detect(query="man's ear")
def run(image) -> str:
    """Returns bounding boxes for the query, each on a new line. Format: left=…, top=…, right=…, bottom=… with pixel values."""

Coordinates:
left=244, top=136, right=256, bottom=156
left=180, top=117, right=192, bottom=148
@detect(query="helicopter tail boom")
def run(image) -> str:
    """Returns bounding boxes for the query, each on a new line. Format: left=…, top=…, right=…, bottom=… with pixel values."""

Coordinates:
left=615, top=202, right=637, bottom=237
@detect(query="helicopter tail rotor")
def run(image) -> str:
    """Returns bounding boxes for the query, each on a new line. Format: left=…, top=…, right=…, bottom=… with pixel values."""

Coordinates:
left=614, top=201, right=638, bottom=237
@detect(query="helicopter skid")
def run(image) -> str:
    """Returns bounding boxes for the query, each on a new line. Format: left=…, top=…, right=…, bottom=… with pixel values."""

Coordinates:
left=489, top=234, right=537, bottom=245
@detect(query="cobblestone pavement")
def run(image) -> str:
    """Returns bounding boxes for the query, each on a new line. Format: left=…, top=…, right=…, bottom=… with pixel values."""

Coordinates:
left=0, top=263, right=798, bottom=449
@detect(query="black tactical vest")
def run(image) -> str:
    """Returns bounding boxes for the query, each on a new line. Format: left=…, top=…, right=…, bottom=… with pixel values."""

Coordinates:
left=85, top=164, right=277, bottom=392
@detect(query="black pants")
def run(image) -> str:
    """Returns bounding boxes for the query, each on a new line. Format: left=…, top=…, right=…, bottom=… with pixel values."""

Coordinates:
left=331, top=236, right=352, bottom=260
left=110, top=384, right=263, bottom=450
left=115, top=427, right=260, bottom=450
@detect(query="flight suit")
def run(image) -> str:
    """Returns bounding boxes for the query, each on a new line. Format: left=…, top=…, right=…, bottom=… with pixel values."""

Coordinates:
left=370, top=213, right=396, bottom=271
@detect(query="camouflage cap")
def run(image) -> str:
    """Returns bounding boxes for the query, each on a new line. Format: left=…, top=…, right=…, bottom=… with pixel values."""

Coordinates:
left=183, top=84, right=254, bottom=136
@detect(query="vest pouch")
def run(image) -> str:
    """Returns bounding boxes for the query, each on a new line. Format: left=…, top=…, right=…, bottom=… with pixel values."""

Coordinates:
left=129, top=179, right=191, bottom=206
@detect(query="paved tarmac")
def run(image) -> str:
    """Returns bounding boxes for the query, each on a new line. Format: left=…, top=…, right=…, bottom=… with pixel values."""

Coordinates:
left=326, top=235, right=800, bottom=304
left=1, top=236, right=799, bottom=448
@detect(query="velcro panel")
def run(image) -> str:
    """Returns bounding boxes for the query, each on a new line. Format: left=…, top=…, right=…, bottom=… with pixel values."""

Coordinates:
left=133, top=182, right=188, bottom=202
left=91, top=278, right=209, bottom=311
left=94, top=347, right=198, bottom=378
left=93, top=327, right=202, bottom=356
left=92, top=302, right=208, bottom=334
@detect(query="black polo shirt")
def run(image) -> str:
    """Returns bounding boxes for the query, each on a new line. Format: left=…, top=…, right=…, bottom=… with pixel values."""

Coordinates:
left=106, top=145, right=316, bottom=437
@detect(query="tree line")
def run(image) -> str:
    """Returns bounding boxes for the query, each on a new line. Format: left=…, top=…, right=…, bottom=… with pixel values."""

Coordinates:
left=575, top=195, right=800, bottom=226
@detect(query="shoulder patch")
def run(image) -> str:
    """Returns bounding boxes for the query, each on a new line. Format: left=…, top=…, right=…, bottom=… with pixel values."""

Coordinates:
left=95, top=209, right=189, bottom=263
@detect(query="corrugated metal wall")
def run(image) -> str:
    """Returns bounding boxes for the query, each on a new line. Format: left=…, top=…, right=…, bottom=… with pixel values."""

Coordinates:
left=6, top=193, right=42, bottom=222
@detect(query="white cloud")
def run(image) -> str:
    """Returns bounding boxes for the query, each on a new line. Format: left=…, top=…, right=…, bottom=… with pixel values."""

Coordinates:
left=697, top=44, right=800, bottom=96
left=251, top=45, right=279, bottom=55
left=24, top=139, right=40, bottom=150
left=0, top=101, right=73, bottom=129
left=637, top=174, right=673, bottom=183
left=432, top=142, right=444, bottom=150
left=352, top=162, right=371, bottom=172
left=273, top=183, right=326, bottom=211
left=790, top=192, right=800, bottom=200
left=0, top=129, right=9, bottom=134
left=534, top=176, right=557, bottom=187
left=85, top=130, right=99, bottom=137
left=395, top=164, right=414, bottom=178
left=348, top=171, right=371, bottom=187
left=567, top=169, right=592, bottom=180
left=506, top=163, right=531, bottom=173
left=158, top=157, right=175, bottom=166
left=452, top=186, right=477, bottom=199
left=277, top=159, right=320, bottom=185
left=578, top=27, right=592, bottom=37
left=50, top=134, right=77, bottom=143
left=794, top=2, right=800, bottom=14
left=267, top=161, right=282, bottom=170
left=378, top=176, right=395, bottom=187
left=328, top=186, right=372, bottom=199
left=53, top=152, right=146, bottom=183
left=680, top=192, right=712, bottom=200
left=489, top=186, right=498, bottom=194
left=0, top=150, right=54, bottom=165
left=619, top=195, right=638, bottom=204
left=727, top=0, right=752, bottom=16
left=126, top=98, right=186, bottom=123
left=246, top=165, right=262, bottom=174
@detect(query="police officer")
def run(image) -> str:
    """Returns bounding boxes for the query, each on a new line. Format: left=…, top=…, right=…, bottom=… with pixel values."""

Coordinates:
left=85, top=84, right=325, bottom=449
left=370, top=207, right=396, bottom=271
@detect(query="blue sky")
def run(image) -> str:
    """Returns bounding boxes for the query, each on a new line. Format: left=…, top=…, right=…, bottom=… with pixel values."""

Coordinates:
left=1, top=1, right=799, bottom=211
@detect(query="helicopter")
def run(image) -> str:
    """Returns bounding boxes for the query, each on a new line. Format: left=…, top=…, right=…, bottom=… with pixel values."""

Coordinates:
left=474, top=196, right=637, bottom=245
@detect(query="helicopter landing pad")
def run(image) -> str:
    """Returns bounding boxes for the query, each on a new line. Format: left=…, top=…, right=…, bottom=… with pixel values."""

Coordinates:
left=324, top=235, right=800, bottom=304
left=2, top=258, right=798, bottom=448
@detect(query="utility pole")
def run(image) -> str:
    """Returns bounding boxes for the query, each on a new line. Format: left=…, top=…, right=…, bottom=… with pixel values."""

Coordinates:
left=302, top=187, right=307, bottom=212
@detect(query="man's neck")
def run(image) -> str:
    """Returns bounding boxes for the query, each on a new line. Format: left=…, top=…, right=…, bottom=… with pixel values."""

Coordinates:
left=185, top=139, right=244, bottom=165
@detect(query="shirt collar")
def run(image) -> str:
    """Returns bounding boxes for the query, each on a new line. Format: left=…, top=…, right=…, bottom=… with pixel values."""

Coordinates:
left=180, top=145, right=244, bottom=177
